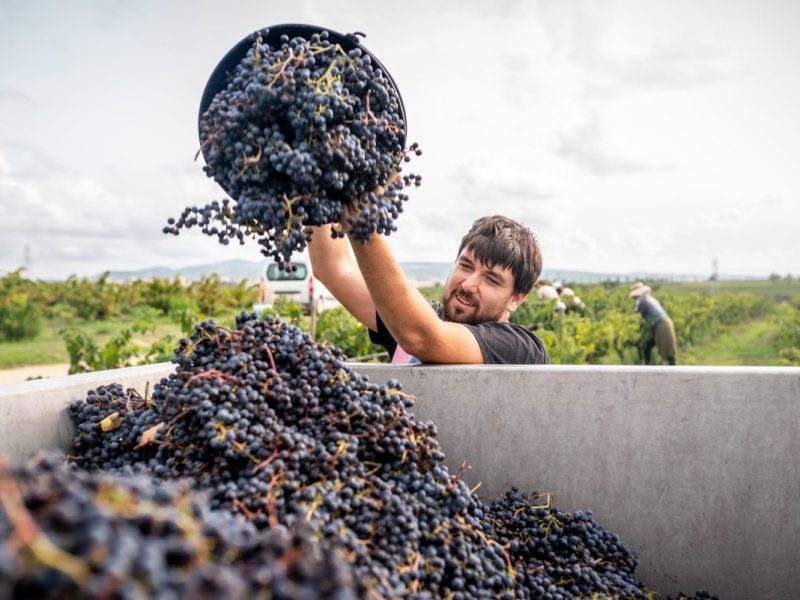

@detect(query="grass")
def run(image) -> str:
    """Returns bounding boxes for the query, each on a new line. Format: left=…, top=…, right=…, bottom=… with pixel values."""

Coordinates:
left=0, top=316, right=185, bottom=369
left=680, top=317, right=782, bottom=366
left=0, top=325, right=67, bottom=367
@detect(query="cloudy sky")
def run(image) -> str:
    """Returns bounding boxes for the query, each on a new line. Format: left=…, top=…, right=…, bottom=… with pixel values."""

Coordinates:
left=1, top=0, right=798, bottom=279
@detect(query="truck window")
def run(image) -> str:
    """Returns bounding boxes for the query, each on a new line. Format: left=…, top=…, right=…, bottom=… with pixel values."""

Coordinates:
left=266, top=263, right=307, bottom=281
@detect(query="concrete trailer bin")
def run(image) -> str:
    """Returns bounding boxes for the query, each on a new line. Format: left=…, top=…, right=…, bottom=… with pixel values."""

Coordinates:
left=2, top=363, right=799, bottom=599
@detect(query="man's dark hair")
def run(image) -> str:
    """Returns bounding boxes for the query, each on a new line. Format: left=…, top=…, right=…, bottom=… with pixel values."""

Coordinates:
left=457, top=215, right=542, bottom=295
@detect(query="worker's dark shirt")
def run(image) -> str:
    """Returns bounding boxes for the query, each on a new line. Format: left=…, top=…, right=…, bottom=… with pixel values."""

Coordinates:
left=369, top=301, right=551, bottom=365
left=635, top=294, right=668, bottom=325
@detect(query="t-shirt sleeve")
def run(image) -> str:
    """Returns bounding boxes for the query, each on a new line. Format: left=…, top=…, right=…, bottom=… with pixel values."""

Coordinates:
left=368, top=312, right=397, bottom=357
left=464, top=322, right=551, bottom=365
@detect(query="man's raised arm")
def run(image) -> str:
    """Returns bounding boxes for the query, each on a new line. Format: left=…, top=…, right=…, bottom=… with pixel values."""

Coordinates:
left=347, top=233, right=485, bottom=364
left=306, top=224, right=377, bottom=331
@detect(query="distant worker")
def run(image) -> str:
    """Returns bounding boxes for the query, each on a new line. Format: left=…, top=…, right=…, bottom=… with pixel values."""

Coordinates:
left=533, top=281, right=566, bottom=318
left=569, top=294, right=586, bottom=316
left=629, top=282, right=677, bottom=365
left=535, top=282, right=560, bottom=301
left=558, top=286, right=586, bottom=316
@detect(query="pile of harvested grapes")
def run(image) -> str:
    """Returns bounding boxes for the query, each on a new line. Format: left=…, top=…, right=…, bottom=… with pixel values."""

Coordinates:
left=1, top=313, right=715, bottom=599
left=164, top=28, right=422, bottom=268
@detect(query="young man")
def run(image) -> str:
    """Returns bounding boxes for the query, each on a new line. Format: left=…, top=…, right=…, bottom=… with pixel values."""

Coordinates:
left=308, top=214, right=550, bottom=365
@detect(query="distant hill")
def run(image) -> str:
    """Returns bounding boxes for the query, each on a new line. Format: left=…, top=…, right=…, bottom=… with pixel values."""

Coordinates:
left=103, top=260, right=264, bottom=283
left=102, top=260, right=450, bottom=284
left=99, top=260, right=751, bottom=285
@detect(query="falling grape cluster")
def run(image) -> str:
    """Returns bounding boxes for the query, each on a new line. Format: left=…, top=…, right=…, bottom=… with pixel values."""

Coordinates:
left=53, top=312, right=716, bottom=599
left=0, top=453, right=364, bottom=599
left=164, top=29, right=422, bottom=268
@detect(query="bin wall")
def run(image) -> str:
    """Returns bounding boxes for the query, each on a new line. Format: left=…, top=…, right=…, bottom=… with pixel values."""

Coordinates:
left=2, top=363, right=799, bottom=599
left=0, top=363, right=174, bottom=465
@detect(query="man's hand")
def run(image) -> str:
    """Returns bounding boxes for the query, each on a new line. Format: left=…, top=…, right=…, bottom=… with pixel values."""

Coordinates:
left=331, top=200, right=360, bottom=237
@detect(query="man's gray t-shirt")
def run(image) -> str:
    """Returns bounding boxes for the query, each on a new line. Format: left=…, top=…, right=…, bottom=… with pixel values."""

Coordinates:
left=368, top=302, right=550, bottom=365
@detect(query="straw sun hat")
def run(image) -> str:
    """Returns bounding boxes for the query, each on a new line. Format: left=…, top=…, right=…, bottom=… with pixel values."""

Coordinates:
left=629, top=283, right=651, bottom=298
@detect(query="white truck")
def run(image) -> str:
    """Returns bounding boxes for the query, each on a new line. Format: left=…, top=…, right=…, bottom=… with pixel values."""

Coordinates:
left=254, top=261, right=338, bottom=316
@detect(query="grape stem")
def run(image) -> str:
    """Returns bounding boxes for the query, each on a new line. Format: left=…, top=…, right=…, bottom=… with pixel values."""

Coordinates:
left=267, top=47, right=297, bottom=90
left=194, top=127, right=224, bottom=161
left=261, top=342, right=281, bottom=382
left=251, top=447, right=281, bottom=475
left=238, top=145, right=263, bottom=176
left=183, top=369, right=242, bottom=389
left=448, top=460, right=471, bottom=489
left=277, top=193, right=311, bottom=244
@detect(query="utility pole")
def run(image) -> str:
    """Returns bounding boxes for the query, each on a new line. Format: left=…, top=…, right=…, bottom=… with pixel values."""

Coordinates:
left=23, top=244, right=32, bottom=275
left=710, top=257, right=719, bottom=294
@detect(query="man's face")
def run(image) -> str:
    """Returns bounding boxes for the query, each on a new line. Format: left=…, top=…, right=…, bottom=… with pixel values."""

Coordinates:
left=442, top=249, right=526, bottom=325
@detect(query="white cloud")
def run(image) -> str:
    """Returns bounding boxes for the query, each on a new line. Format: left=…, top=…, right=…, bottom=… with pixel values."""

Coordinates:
left=615, top=37, right=745, bottom=90
left=0, top=86, right=34, bottom=105
left=1, top=170, right=117, bottom=237
left=758, top=195, right=782, bottom=208
left=0, top=151, right=11, bottom=176
left=554, top=117, right=653, bottom=175
left=582, top=35, right=746, bottom=95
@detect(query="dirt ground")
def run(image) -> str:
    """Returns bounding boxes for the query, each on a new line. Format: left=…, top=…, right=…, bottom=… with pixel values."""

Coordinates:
left=0, top=364, right=70, bottom=385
